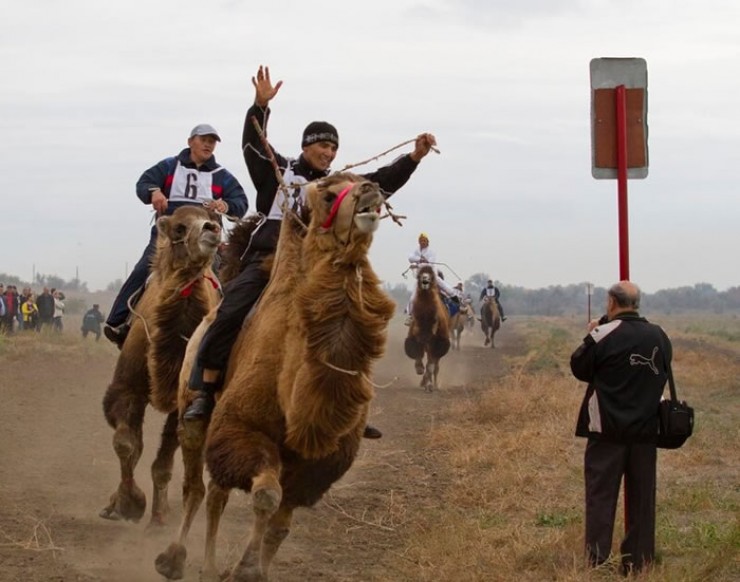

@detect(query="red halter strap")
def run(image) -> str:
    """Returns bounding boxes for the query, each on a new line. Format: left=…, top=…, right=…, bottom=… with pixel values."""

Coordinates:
left=321, top=184, right=354, bottom=230
left=180, top=274, right=220, bottom=298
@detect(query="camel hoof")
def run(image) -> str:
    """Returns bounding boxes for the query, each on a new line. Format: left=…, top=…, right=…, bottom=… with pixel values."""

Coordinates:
left=414, top=362, right=424, bottom=375
left=155, top=543, right=187, bottom=580
left=99, top=506, right=122, bottom=521
left=484, top=338, right=490, bottom=346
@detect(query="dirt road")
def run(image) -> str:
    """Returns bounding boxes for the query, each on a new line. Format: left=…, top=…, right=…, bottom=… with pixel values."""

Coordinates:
left=0, top=319, right=516, bottom=582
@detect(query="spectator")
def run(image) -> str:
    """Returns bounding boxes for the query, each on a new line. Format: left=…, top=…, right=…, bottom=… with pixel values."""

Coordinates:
left=2, top=284, right=18, bottom=333
left=569, top=280, right=672, bottom=575
left=0, top=284, right=6, bottom=324
left=16, top=287, right=31, bottom=331
left=21, top=295, right=39, bottom=331
left=81, top=304, right=105, bottom=341
left=103, top=123, right=249, bottom=348
left=36, top=287, right=55, bottom=329
left=183, top=64, right=437, bottom=432
left=53, top=290, right=65, bottom=332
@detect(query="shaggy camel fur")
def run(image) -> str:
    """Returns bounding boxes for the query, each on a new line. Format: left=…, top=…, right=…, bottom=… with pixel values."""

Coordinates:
left=154, top=173, right=395, bottom=582
left=100, top=205, right=222, bottom=525
left=480, top=296, right=501, bottom=348
left=449, top=301, right=475, bottom=350
left=404, top=265, right=451, bottom=391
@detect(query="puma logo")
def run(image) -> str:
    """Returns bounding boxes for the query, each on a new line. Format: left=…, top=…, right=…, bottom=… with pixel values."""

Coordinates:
left=629, top=346, right=660, bottom=375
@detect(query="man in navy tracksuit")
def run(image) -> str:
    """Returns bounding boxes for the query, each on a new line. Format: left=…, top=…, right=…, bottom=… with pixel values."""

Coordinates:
left=104, top=124, right=248, bottom=347
left=570, top=281, right=672, bottom=575
left=183, top=65, right=437, bottom=439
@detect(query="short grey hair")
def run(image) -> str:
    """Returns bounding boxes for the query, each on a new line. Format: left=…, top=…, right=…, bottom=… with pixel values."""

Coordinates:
left=608, top=282, right=640, bottom=309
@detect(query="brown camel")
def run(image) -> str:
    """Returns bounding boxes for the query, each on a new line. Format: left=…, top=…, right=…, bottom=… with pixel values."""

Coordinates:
left=154, top=173, right=396, bottom=582
left=480, top=296, right=501, bottom=348
left=449, top=300, right=474, bottom=350
left=100, top=205, right=222, bottom=525
left=404, top=264, right=451, bottom=391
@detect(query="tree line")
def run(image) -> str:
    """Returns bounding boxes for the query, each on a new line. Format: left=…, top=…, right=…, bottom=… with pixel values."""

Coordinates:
left=384, top=275, right=740, bottom=316
left=3, top=272, right=738, bottom=316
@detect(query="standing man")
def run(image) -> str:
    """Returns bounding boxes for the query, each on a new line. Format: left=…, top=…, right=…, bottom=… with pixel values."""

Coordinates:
left=479, top=279, right=506, bottom=322
left=36, top=287, right=55, bottom=330
left=183, top=65, right=438, bottom=435
left=103, top=124, right=249, bottom=347
left=569, top=281, right=672, bottom=575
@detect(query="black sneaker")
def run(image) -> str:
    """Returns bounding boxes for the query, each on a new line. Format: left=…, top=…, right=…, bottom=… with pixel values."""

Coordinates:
left=363, top=425, right=383, bottom=439
left=104, top=323, right=130, bottom=349
left=182, top=391, right=215, bottom=421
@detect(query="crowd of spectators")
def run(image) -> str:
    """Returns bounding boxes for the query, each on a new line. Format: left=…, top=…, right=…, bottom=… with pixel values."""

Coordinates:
left=0, top=283, right=66, bottom=334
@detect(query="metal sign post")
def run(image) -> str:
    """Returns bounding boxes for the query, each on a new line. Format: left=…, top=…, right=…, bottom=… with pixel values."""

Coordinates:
left=590, top=58, right=648, bottom=281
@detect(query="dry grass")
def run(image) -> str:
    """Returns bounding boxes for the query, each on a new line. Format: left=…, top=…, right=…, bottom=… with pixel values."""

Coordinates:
left=383, top=315, right=740, bottom=582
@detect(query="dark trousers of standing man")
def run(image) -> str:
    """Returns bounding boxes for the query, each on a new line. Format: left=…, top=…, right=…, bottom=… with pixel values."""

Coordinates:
left=193, top=252, right=271, bottom=380
left=584, top=439, right=657, bottom=574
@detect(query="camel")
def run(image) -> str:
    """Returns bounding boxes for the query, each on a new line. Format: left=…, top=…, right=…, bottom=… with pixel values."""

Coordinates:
left=480, top=296, right=501, bottom=348
left=449, top=300, right=474, bottom=350
left=404, top=265, right=451, bottom=391
left=100, top=205, right=222, bottom=525
left=154, top=173, right=396, bottom=582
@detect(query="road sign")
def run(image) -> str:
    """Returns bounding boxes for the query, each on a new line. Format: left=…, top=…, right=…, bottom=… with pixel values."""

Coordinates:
left=590, top=58, right=648, bottom=179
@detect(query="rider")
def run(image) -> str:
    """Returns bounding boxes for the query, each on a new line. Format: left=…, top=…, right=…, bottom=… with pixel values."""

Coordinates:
left=183, top=65, right=438, bottom=438
left=479, top=279, right=507, bottom=322
left=405, top=233, right=461, bottom=324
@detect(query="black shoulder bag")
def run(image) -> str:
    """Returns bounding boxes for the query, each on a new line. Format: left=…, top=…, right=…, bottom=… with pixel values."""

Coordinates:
left=656, top=365, right=694, bottom=449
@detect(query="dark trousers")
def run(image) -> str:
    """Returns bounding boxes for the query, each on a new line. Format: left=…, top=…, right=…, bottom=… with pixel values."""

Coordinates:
left=584, top=439, right=657, bottom=573
left=106, top=226, right=158, bottom=328
left=195, top=254, right=270, bottom=374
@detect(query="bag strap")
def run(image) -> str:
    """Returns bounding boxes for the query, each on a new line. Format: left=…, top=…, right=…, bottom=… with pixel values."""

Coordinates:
left=666, top=363, right=679, bottom=401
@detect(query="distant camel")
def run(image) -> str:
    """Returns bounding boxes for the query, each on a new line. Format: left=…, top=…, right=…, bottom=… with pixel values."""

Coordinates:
left=449, top=301, right=474, bottom=350
left=480, top=296, right=501, bottom=348
left=405, top=264, right=451, bottom=391
left=154, top=173, right=395, bottom=582
left=100, top=205, right=222, bottom=525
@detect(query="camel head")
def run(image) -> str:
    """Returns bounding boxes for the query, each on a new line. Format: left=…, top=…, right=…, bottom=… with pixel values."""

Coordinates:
left=417, top=265, right=438, bottom=291
left=154, top=205, right=222, bottom=273
left=307, top=173, right=384, bottom=255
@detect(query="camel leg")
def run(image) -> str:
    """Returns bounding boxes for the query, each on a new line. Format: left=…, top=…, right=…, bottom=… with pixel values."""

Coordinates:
left=432, top=359, right=440, bottom=391
left=154, top=418, right=208, bottom=580
left=201, top=480, right=231, bottom=582
left=100, top=386, right=148, bottom=522
left=227, top=471, right=282, bottom=582
left=260, top=505, right=294, bottom=575
left=414, top=358, right=424, bottom=375
left=149, top=411, right=179, bottom=527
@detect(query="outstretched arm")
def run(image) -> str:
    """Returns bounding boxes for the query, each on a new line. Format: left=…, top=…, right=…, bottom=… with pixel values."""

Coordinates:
left=362, top=132, right=437, bottom=197
left=242, top=65, right=288, bottom=193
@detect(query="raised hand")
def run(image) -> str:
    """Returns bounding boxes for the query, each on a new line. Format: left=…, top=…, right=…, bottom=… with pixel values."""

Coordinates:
left=252, top=65, right=283, bottom=108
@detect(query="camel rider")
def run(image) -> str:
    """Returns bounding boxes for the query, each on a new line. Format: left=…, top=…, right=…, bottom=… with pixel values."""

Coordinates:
left=479, top=279, right=507, bottom=322
left=103, top=124, right=249, bottom=347
left=405, top=233, right=461, bottom=323
left=183, top=64, right=438, bottom=441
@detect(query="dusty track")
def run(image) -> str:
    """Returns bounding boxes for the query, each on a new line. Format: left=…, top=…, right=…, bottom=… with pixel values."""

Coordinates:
left=0, top=319, right=519, bottom=582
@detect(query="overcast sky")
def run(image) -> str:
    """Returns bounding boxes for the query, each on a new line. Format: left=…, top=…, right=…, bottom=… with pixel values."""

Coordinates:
left=3, top=0, right=739, bottom=293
